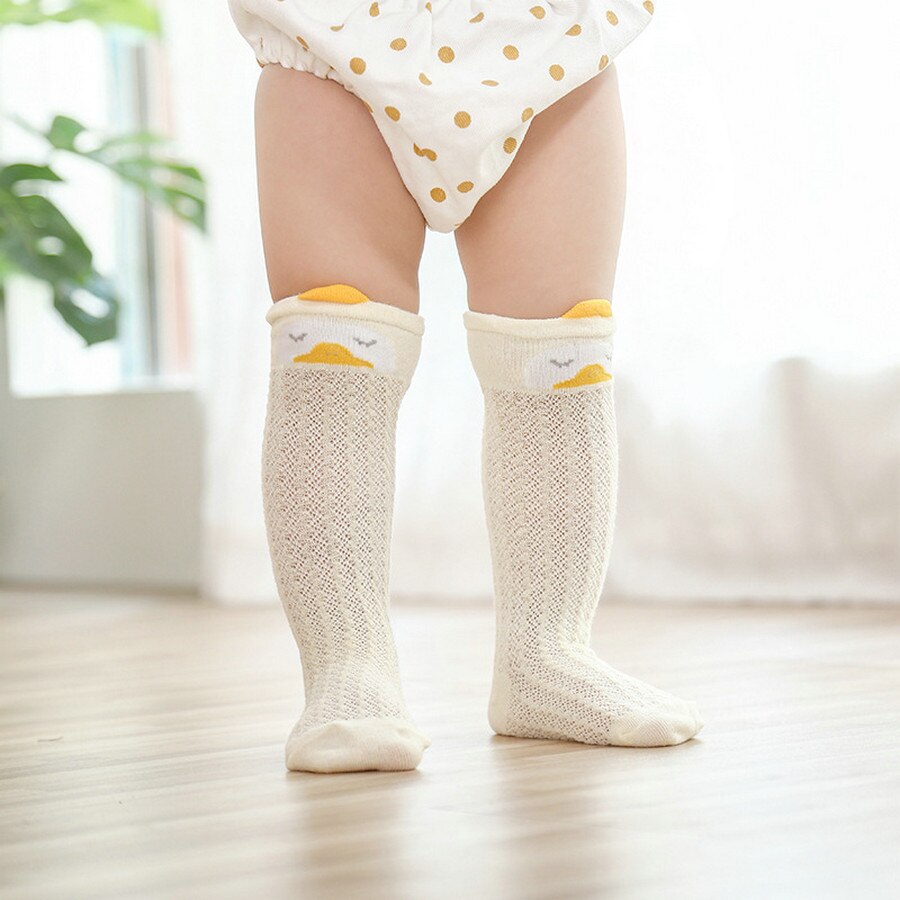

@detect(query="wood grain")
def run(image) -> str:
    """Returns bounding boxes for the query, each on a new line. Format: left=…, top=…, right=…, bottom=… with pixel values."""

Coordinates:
left=1, top=590, right=898, bottom=899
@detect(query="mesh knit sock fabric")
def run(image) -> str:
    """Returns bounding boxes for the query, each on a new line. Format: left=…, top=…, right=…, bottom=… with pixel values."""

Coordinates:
left=262, top=283, right=430, bottom=773
left=465, top=299, right=704, bottom=748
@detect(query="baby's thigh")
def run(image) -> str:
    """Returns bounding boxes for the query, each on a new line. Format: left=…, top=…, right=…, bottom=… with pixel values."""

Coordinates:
left=454, top=67, right=627, bottom=319
left=255, top=65, right=426, bottom=311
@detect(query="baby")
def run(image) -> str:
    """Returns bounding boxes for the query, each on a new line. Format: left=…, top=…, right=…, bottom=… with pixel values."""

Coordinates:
left=229, top=0, right=702, bottom=772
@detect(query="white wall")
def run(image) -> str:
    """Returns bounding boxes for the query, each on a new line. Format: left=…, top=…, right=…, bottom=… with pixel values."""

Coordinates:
left=0, top=312, right=203, bottom=589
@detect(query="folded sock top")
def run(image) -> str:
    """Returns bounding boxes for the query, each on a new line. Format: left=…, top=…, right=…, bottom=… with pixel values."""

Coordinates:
left=267, top=284, right=424, bottom=384
left=267, top=283, right=426, bottom=335
left=463, top=298, right=615, bottom=341
left=464, top=298, right=616, bottom=393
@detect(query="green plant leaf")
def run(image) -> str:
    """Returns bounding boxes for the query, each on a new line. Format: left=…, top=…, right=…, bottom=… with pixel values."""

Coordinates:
left=53, top=273, right=119, bottom=344
left=0, top=0, right=160, bottom=34
left=22, top=114, right=207, bottom=231
left=0, top=162, right=119, bottom=344
left=0, top=162, right=64, bottom=188
left=95, top=129, right=167, bottom=150
left=45, top=114, right=87, bottom=151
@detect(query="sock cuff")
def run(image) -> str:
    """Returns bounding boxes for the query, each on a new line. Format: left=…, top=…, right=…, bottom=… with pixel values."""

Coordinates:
left=463, top=298, right=615, bottom=341
left=464, top=300, right=616, bottom=393
left=267, top=284, right=425, bottom=336
left=267, top=284, right=423, bottom=383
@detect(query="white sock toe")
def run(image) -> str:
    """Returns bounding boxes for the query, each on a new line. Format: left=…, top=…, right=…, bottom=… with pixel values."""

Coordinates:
left=688, top=700, right=705, bottom=735
left=286, top=718, right=431, bottom=773
left=609, top=705, right=701, bottom=748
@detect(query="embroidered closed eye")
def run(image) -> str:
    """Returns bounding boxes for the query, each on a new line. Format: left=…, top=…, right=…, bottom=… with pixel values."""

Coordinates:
left=353, top=336, right=377, bottom=348
left=288, top=332, right=308, bottom=342
left=549, top=358, right=575, bottom=368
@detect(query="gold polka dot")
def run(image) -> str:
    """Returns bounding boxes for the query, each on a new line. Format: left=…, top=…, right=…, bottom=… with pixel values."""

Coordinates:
left=414, top=144, right=438, bottom=161
left=530, top=5, right=545, bottom=18
left=469, top=12, right=484, bottom=23
left=454, top=110, right=472, bottom=128
left=644, top=0, right=655, bottom=12
left=566, top=24, right=582, bottom=36
left=606, top=10, right=619, bottom=25
left=425, top=1, right=432, bottom=9
left=390, top=38, right=407, bottom=51
left=369, top=2, right=380, bottom=16
left=549, top=63, right=565, bottom=80
left=418, top=72, right=432, bottom=85
left=458, top=181, right=474, bottom=193
left=363, top=100, right=373, bottom=113
left=503, top=45, right=519, bottom=60
left=295, top=35, right=309, bottom=49
left=430, top=187, right=447, bottom=202
left=598, top=54, right=610, bottom=71
left=330, top=24, right=344, bottom=32
left=438, top=46, right=455, bottom=63
left=481, top=79, right=499, bottom=86
left=503, top=137, right=517, bottom=154
left=522, top=106, right=534, bottom=121
left=385, top=106, right=401, bottom=121
left=350, top=57, right=366, bottom=74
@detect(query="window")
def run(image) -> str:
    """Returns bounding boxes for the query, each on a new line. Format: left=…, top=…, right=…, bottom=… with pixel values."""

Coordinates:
left=0, top=20, right=192, bottom=396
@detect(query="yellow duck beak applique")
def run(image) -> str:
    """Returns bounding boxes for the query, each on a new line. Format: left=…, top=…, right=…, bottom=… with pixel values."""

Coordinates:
left=297, top=284, right=370, bottom=305
left=560, top=299, right=613, bottom=319
left=553, top=363, right=612, bottom=390
left=293, top=342, right=374, bottom=368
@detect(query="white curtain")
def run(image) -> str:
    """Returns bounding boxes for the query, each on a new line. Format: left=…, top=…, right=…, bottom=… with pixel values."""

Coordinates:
left=165, top=1, right=899, bottom=605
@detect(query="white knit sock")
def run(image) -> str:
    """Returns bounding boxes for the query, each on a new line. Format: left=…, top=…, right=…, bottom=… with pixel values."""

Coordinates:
left=262, top=283, right=430, bottom=772
left=466, top=299, right=704, bottom=747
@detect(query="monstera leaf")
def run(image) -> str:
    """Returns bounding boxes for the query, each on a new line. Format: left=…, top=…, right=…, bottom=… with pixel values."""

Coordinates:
left=0, top=163, right=120, bottom=344
left=0, top=0, right=206, bottom=346
left=0, top=0, right=160, bottom=32
left=25, top=115, right=206, bottom=231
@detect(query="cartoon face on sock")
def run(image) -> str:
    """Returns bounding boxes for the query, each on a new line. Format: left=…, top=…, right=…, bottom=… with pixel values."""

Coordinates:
left=273, top=317, right=397, bottom=374
left=523, top=339, right=613, bottom=391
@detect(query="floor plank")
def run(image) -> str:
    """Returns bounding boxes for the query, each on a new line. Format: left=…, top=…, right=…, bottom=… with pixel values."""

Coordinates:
left=1, top=590, right=898, bottom=899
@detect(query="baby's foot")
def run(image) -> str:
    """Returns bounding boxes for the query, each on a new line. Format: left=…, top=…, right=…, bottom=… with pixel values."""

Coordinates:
left=286, top=664, right=430, bottom=773
left=286, top=717, right=430, bottom=773
left=490, top=647, right=703, bottom=748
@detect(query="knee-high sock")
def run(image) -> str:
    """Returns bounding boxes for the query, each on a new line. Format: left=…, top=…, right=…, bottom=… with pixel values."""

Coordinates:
left=262, top=283, right=430, bottom=772
left=465, top=298, right=703, bottom=747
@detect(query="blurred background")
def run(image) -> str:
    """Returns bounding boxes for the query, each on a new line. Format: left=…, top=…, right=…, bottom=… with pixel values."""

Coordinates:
left=2, top=4, right=899, bottom=899
left=1, top=0, right=898, bottom=606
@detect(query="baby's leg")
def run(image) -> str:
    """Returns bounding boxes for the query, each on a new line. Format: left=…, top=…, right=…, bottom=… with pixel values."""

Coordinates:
left=455, top=64, right=626, bottom=320
left=457, top=66, right=704, bottom=748
left=256, top=66, right=430, bottom=772
left=256, top=64, right=426, bottom=311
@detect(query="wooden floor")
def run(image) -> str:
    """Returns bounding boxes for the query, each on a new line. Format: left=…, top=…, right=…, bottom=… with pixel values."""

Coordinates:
left=1, top=590, right=898, bottom=900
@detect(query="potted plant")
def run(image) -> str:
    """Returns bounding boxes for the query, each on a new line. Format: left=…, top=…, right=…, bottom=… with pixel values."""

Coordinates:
left=0, top=0, right=205, bottom=345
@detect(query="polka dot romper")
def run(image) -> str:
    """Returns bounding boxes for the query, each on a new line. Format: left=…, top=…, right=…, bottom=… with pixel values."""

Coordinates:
left=229, top=0, right=656, bottom=232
